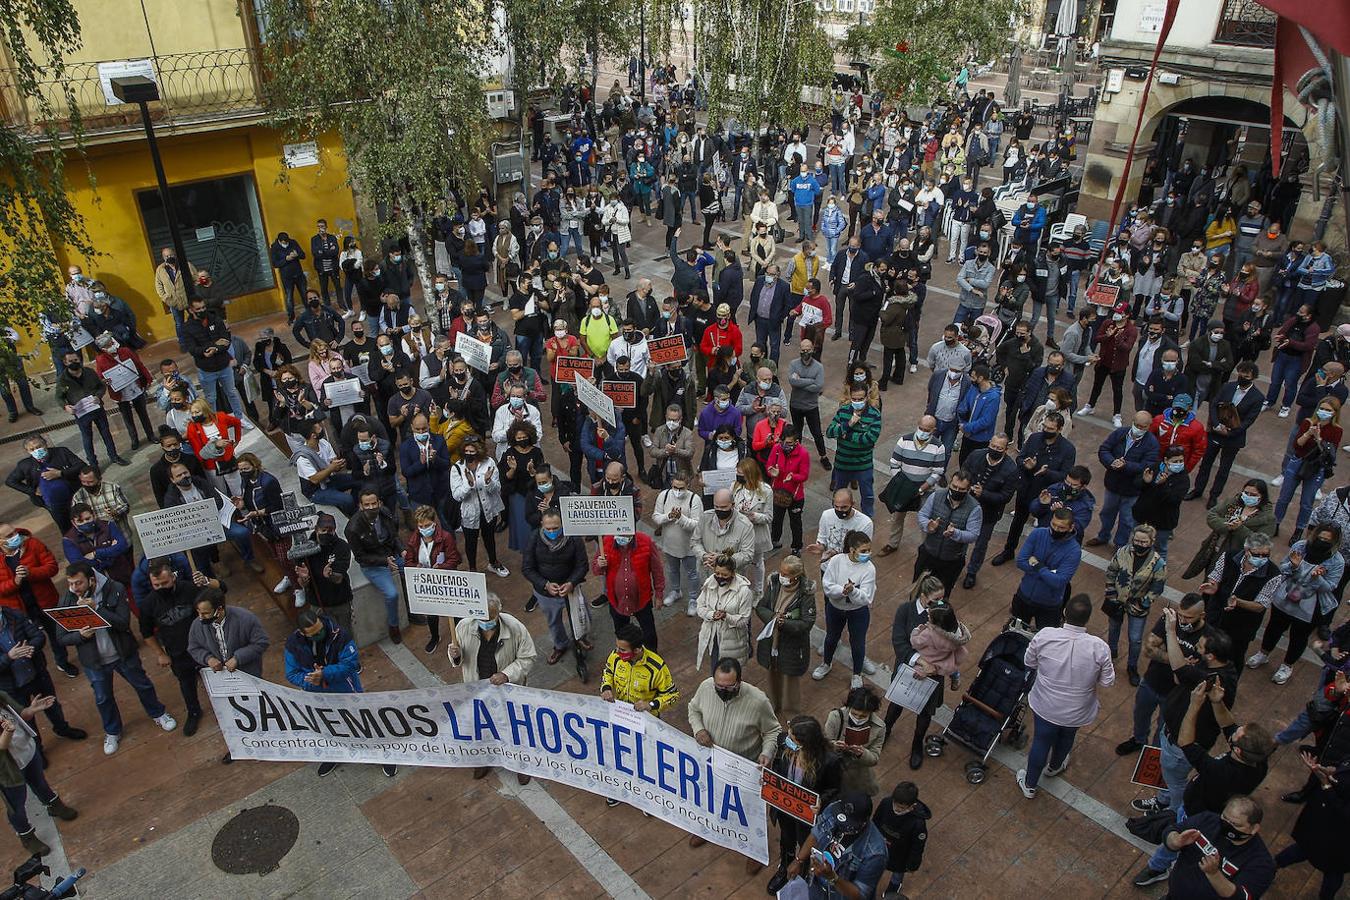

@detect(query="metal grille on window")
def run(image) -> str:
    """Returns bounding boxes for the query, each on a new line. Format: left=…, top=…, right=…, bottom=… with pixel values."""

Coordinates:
left=1213, top=0, right=1276, bottom=49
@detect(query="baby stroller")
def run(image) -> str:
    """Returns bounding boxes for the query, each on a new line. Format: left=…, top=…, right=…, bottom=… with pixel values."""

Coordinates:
left=964, top=314, right=1005, bottom=379
left=925, top=620, right=1036, bottom=784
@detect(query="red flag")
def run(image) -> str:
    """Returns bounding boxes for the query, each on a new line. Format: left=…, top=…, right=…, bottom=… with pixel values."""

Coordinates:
left=1260, top=0, right=1347, bottom=177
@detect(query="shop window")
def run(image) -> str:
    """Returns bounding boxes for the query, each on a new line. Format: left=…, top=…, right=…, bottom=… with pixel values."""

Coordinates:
left=136, top=173, right=274, bottom=300
left=836, top=0, right=855, bottom=12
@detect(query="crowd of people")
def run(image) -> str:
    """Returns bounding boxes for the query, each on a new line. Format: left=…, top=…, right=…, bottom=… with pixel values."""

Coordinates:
left=0, top=59, right=1346, bottom=899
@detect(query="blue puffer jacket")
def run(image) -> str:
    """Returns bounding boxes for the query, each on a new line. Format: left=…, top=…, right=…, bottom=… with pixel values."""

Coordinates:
left=285, top=616, right=362, bottom=693
left=957, top=383, right=1002, bottom=442
left=1015, top=527, right=1081, bottom=607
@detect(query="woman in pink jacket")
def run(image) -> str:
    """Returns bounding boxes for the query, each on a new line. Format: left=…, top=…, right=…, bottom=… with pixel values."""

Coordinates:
left=766, top=426, right=810, bottom=555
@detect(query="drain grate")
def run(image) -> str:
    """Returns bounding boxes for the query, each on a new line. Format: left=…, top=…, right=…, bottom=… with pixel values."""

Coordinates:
left=210, top=804, right=300, bottom=876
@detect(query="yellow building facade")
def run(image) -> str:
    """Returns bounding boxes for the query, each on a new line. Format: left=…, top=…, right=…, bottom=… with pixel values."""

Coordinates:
left=2, top=0, right=361, bottom=354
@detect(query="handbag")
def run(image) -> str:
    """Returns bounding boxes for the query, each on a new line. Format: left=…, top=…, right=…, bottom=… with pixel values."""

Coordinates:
left=1126, top=808, right=1177, bottom=845
left=1100, top=596, right=1126, bottom=619
left=773, top=487, right=794, bottom=508
left=1182, top=530, right=1224, bottom=580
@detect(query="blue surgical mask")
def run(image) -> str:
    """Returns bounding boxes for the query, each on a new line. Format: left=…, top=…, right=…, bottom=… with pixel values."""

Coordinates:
left=784, top=736, right=800, bottom=752
left=850, top=400, right=865, bottom=410
left=358, top=440, right=374, bottom=452
left=477, top=619, right=498, bottom=632
left=1246, top=552, right=1267, bottom=567
left=509, top=397, right=524, bottom=409
left=380, top=345, right=394, bottom=357
left=914, top=429, right=931, bottom=442
left=76, top=521, right=97, bottom=533
left=1166, top=461, right=1185, bottom=473
left=414, top=432, right=430, bottom=443
left=1316, top=409, right=1333, bottom=421
left=29, top=448, right=47, bottom=462
left=857, top=552, right=872, bottom=564
left=542, top=528, right=562, bottom=540
left=3, top=535, right=23, bottom=551
left=538, top=482, right=553, bottom=494
left=615, top=536, right=631, bottom=547
left=1240, top=493, right=1260, bottom=507
left=1129, top=426, right=1145, bottom=439
left=418, top=524, right=436, bottom=537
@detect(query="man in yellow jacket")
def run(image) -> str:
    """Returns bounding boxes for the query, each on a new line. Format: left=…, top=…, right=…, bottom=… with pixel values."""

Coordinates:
left=600, top=623, right=679, bottom=807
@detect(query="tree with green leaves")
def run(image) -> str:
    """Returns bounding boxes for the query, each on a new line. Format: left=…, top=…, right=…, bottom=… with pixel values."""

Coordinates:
left=844, top=0, right=1026, bottom=108
left=0, top=0, right=90, bottom=379
left=256, top=0, right=496, bottom=300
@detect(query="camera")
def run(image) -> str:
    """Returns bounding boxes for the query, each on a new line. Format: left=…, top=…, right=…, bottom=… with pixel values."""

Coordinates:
left=0, top=857, right=87, bottom=900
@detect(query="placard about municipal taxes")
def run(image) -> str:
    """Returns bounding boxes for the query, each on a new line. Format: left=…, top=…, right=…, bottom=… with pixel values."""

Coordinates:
left=559, top=495, right=635, bottom=536
left=403, top=568, right=489, bottom=619
left=454, top=331, right=492, bottom=373
left=601, top=380, right=637, bottom=410
left=647, top=335, right=687, bottom=367
left=573, top=372, right=616, bottom=427
left=554, top=356, right=594, bottom=384
left=134, top=499, right=225, bottom=557
left=46, top=605, right=111, bottom=633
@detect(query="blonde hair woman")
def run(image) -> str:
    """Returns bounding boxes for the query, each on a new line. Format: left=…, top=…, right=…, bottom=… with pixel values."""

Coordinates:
left=1024, top=386, right=1075, bottom=442
left=306, top=338, right=336, bottom=389
left=733, top=458, right=773, bottom=594
left=694, top=551, right=754, bottom=674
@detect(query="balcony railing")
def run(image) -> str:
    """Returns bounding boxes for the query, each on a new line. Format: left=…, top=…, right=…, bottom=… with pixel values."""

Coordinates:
left=1213, top=0, right=1276, bottom=49
left=0, top=47, right=266, bottom=139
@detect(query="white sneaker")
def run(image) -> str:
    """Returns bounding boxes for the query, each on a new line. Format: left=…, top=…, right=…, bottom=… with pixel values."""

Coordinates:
left=103, top=734, right=120, bottom=756
left=1342, top=445, right=1350, bottom=453
left=1246, top=651, right=1268, bottom=668
left=1111, top=414, right=1123, bottom=427
left=1015, top=768, right=1036, bottom=799
left=686, top=600, right=698, bottom=617
left=1271, top=475, right=1284, bottom=487
left=662, top=593, right=677, bottom=607
left=241, top=419, right=256, bottom=432
left=294, top=589, right=307, bottom=608
left=155, top=713, right=178, bottom=732
left=811, top=662, right=832, bottom=681
left=861, top=658, right=878, bottom=676
left=641, top=435, right=653, bottom=448
left=1044, top=755, right=1070, bottom=777
left=909, top=364, right=917, bottom=373
left=1076, top=404, right=1094, bottom=416
left=342, top=310, right=353, bottom=318
left=850, top=674, right=864, bottom=689
left=489, top=563, right=510, bottom=578
left=1278, top=406, right=1291, bottom=418
left=273, top=577, right=293, bottom=594
left=1272, top=664, right=1293, bottom=685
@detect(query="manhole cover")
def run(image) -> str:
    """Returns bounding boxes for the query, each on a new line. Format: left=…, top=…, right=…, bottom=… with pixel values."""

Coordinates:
left=211, top=805, right=300, bottom=875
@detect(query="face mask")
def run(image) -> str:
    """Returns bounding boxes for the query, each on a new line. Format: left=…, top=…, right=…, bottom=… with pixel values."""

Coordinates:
left=3, top=536, right=23, bottom=552
left=1131, top=544, right=1151, bottom=556
left=380, top=345, right=394, bottom=357
left=509, top=397, right=524, bottom=409
left=358, top=440, right=373, bottom=452
left=1210, top=332, right=1223, bottom=343
left=29, top=448, right=47, bottom=462
left=1167, top=461, right=1185, bottom=473
left=174, top=476, right=193, bottom=487
left=192, top=414, right=208, bottom=423
left=716, top=438, right=734, bottom=450
left=1177, top=619, right=1201, bottom=634
left=1162, top=361, right=1177, bottom=372
left=589, top=308, right=604, bottom=319
left=716, top=399, right=729, bottom=411
left=418, top=524, right=437, bottom=538
left=463, top=452, right=477, bottom=461
left=1310, top=538, right=1333, bottom=554
left=1316, top=409, right=1334, bottom=421
left=914, top=429, right=932, bottom=442
left=948, top=490, right=968, bottom=504
left=857, top=552, right=872, bottom=563
left=1112, top=313, right=1125, bottom=322
left=1172, top=408, right=1187, bottom=420
left=414, top=432, right=430, bottom=444
left=1051, top=529, right=1073, bottom=541
left=399, top=385, right=415, bottom=396
left=714, top=508, right=733, bottom=521
left=541, top=527, right=562, bottom=541
left=67, top=361, right=82, bottom=371
left=1246, top=552, right=1267, bottom=568
left=391, top=255, right=402, bottom=263
left=76, top=521, right=97, bottom=533
left=614, top=536, right=632, bottom=548
left=616, top=649, right=638, bottom=662
left=477, top=619, right=498, bottom=632
left=714, top=686, right=738, bottom=702
left=281, top=380, right=297, bottom=390
left=1240, top=493, right=1260, bottom=507
left=783, top=736, right=800, bottom=752
left=850, top=400, right=866, bottom=411
left=1129, top=425, right=1145, bottom=439
left=1046, top=365, right=1063, bottom=375
left=800, top=352, right=814, bottom=363
left=757, top=380, right=771, bottom=391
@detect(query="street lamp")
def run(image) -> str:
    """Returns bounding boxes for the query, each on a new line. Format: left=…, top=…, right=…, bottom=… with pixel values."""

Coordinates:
left=110, top=75, right=195, bottom=301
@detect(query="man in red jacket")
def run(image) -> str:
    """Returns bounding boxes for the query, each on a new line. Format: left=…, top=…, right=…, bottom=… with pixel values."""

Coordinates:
left=592, top=531, right=664, bottom=651
left=1150, top=392, right=1209, bottom=472
left=0, top=524, right=78, bottom=677
left=699, top=303, right=743, bottom=368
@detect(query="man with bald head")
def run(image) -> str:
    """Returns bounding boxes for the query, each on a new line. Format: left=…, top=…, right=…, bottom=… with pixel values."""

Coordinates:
left=737, top=364, right=785, bottom=439
left=691, top=488, right=756, bottom=581
left=878, top=414, right=949, bottom=557
left=625, top=278, right=660, bottom=335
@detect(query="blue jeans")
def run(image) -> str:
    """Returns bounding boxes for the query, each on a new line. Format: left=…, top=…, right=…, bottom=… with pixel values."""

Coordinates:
left=1275, top=455, right=1326, bottom=531
left=935, top=418, right=958, bottom=453
left=824, top=233, right=840, bottom=264
left=953, top=305, right=980, bottom=327
left=1155, top=730, right=1193, bottom=810
left=1155, top=528, right=1173, bottom=561
left=360, top=559, right=405, bottom=627
left=1, top=756, right=56, bottom=835
left=1277, top=709, right=1315, bottom=745
left=1270, top=353, right=1304, bottom=408
left=75, top=409, right=119, bottom=467
left=754, top=318, right=782, bottom=362
left=1131, top=680, right=1166, bottom=745
left=311, top=486, right=357, bottom=516
left=1025, top=712, right=1078, bottom=790
left=795, top=204, right=815, bottom=241
left=1106, top=613, right=1148, bottom=670
left=86, top=654, right=166, bottom=736
left=1148, top=803, right=1188, bottom=871
left=1065, top=272, right=1081, bottom=312
left=831, top=466, right=874, bottom=517
left=829, top=163, right=845, bottom=195
left=514, top=333, right=545, bottom=372
left=1030, top=296, right=1059, bottom=342
left=535, top=591, right=571, bottom=651
left=170, top=307, right=186, bottom=347
left=199, top=366, right=245, bottom=418
left=821, top=603, right=870, bottom=674
left=1095, top=490, right=1137, bottom=547
left=225, top=522, right=256, bottom=562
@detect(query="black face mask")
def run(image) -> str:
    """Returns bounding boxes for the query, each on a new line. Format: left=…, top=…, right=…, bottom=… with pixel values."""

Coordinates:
left=948, top=490, right=968, bottom=504
left=985, top=450, right=1004, bottom=463
left=1061, top=486, right=1079, bottom=499
left=1220, top=822, right=1250, bottom=844
left=1051, top=529, right=1073, bottom=540
left=714, top=508, right=733, bottom=521
left=174, top=477, right=193, bottom=487
left=1046, top=365, right=1062, bottom=375
left=714, top=686, right=739, bottom=702
left=163, top=450, right=181, bottom=461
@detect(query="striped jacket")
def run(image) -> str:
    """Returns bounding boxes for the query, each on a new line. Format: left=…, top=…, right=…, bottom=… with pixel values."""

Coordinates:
left=888, top=433, right=948, bottom=487
left=826, top=403, right=883, bottom=472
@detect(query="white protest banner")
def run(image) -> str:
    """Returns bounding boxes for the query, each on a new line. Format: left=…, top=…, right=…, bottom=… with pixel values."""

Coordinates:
left=205, top=671, right=769, bottom=862
left=350, top=362, right=372, bottom=386
left=797, top=304, right=823, bottom=328
left=102, top=360, right=141, bottom=395
left=559, top=495, right=634, bottom=536
left=573, top=371, right=616, bottom=427
left=454, top=331, right=492, bottom=373
left=884, top=663, right=938, bottom=714
left=403, top=567, right=489, bottom=619
left=323, top=377, right=364, bottom=408
left=700, top=468, right=737, bottom=495
left=134, top=499, right=226, bottom=557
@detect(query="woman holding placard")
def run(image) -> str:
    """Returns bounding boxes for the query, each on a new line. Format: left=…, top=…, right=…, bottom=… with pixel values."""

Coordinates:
left=402, top=506, right=461, bottom=655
